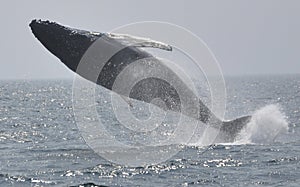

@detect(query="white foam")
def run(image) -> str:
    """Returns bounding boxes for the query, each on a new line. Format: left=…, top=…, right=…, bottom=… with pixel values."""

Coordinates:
left=235, top=104, right=289, bottom=144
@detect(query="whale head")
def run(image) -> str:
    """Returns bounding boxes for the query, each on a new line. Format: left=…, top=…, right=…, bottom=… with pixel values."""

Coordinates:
left=29, top=19, right=102, bottom=71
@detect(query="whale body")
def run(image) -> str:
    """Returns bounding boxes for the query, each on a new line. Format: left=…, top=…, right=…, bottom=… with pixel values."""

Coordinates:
left=29, top=19, right=251, bottom=142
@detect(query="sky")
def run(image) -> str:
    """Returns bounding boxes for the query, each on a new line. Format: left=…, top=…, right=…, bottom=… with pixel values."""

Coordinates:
left=1, top=0, right=299, bottom=79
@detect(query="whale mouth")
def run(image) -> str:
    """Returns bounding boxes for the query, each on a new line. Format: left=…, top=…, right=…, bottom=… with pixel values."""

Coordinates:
left=29, top=19, right=100, bottom=71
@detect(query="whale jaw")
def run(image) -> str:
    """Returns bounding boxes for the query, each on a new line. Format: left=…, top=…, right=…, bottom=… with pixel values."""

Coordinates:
left=29, top=19, right=101, bottom=71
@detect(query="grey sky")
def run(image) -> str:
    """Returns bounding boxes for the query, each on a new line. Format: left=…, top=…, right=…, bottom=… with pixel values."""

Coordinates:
left=1, top=0, right=299, bottom=79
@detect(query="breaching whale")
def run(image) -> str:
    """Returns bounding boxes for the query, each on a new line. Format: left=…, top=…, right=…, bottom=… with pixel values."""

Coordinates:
left=29, top=19, right=251, bottom=142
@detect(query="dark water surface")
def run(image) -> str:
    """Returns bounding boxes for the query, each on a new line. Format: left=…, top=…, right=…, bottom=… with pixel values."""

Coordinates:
left=0, top=75, right=299, bottom=186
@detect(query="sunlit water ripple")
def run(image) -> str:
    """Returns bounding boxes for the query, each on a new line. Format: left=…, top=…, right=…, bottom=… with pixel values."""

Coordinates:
left=0, top=75, right=299, bottom=186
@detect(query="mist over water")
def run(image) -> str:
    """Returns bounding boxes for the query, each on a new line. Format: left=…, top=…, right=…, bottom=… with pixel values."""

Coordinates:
left=235, top=104, right=289, bottom=144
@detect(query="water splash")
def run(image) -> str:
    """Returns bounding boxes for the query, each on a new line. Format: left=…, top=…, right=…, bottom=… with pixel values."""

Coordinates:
left=235, top=104, right=289, bottom=144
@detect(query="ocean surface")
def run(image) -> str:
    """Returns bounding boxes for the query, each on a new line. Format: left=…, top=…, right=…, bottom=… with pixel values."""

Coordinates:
left=0, top=75, right=299, bottom=186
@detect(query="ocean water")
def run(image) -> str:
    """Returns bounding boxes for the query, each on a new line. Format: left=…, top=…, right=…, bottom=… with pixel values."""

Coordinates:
left=0, top=75, right=299, bottom=186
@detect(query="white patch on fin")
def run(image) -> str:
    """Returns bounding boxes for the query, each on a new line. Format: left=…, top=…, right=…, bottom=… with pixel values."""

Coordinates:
left=104, top=33, right=172, bottom=51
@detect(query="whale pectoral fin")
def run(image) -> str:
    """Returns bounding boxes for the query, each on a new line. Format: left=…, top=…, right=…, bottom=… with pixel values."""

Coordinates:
left=105, top=33, right=172, bottom=51
left=220, top=115, right=252, bottom=142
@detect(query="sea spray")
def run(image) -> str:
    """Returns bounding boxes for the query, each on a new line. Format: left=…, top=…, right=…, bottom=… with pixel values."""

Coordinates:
left=235, top=104, right=289, bottom=144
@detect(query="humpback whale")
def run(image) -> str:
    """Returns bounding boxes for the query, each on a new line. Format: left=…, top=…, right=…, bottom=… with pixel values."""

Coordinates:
left=29, top=19, right=251, bottom=142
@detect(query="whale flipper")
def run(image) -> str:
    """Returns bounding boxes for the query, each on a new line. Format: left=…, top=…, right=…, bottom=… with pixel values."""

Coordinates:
left=104, top=33, right=172, bottom=51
